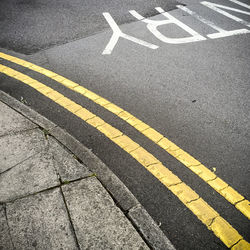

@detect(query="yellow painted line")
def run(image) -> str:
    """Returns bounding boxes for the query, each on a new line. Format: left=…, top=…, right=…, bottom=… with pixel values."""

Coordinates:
left=0, top=52, right=249, bottom=221
left=232, top=240, right=250, bottom=250
left=0, top=64, right=249, bottom=249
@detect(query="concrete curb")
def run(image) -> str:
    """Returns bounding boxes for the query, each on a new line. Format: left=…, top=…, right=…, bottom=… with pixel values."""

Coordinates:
left=0, top=91, right=175, bottom=250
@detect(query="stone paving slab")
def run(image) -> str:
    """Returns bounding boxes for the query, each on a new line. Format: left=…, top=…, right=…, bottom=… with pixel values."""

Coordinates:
left=62, top=177, right=149, bottom=249
left=0, top=152, right=60, bottom=203
left=0, top=101, right=37, bottom=137
left=6, top=188, right=78, bottom=250
left=0, top=129, right=47, bottom=173
left=48, top=136, right=92, bottom=182
left=0, top=130, right=92, bottom=203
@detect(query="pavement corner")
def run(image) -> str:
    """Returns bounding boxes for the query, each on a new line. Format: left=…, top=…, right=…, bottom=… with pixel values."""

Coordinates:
left=0, top=90, right=176, bottom=250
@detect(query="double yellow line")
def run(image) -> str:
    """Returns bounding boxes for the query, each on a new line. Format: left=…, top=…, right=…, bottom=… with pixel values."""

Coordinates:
left=0, top=52, right=249, bottom=249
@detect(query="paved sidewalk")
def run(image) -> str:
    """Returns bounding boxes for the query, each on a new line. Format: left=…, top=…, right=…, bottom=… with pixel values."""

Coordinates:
left=0, top=93, right=175, bottom=250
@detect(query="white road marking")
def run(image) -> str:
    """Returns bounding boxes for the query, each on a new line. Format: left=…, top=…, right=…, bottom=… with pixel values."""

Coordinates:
left=177, top=5, right=250, bottom=39
left=102, top=12, right=159, bottom=55
left=228, top=0, right=250, bottom=10
left=129, top=7, right=206, bottom=44
left=201, top=1, right=250, bottom=28
left=102, top=1, right=250, bottom=55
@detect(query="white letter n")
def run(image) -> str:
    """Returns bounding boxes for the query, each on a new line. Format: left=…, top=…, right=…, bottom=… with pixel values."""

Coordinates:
left=201, top=1, right=250, bottom=28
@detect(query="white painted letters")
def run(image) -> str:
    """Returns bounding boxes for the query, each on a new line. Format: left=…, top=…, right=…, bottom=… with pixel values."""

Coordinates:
left=177, top=5, right=250, bottom=39
left=102, top=1, right=250, bottom=55
left=201, top=1, right=250, bottom=28
left=228, top=0, right=250, bottom=10
left=102, top=13, right=158, bottom=55
left=129, top=7, right=206, bottom=44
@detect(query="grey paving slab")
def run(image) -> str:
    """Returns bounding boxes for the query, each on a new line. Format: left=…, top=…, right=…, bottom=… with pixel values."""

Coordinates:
left=6, top=188, right=78, bottom=250
left=62, top=178, right=149, bottom=249
left=48, top=136, right=92, bottom=182
left=0, top=128, right=47, bottom=173
left=0, top=91, right=57, bottom=131
left=0, top=152, right=60, bottom=203
left=0, top=101, right=37, bottom=137
left=0, top=205, right=14, bottom=250
left=50, top=126, right=139, bottom=211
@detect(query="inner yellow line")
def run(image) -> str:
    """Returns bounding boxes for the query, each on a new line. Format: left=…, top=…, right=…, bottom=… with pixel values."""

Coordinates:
left=0, top=52, right=248, bottom=220
left=0, top=64, right=249, bottom=249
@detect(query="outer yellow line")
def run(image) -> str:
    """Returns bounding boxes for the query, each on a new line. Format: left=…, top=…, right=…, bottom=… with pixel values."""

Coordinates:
left=0, top=64, right=249, bottom=249
left=0, top=52, right=249, bottom=221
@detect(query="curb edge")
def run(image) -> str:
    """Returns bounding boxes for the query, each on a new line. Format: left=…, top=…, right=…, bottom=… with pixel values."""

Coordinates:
left=0, top=90, right=175, bottom=250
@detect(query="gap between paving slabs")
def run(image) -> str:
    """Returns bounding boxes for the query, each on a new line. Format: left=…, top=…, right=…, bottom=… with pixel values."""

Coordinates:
left=0, top=90, right=175, bottom=250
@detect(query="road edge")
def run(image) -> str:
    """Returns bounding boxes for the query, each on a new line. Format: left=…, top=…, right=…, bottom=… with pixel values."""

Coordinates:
left=0, top=90, right=176, bottom=250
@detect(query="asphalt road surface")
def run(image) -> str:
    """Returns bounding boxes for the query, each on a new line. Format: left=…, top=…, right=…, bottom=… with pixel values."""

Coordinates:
left=0, top=0, right=250, bottom=249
